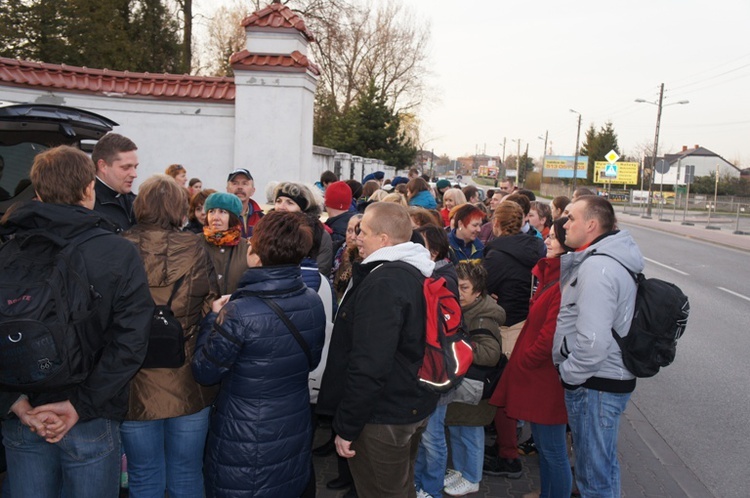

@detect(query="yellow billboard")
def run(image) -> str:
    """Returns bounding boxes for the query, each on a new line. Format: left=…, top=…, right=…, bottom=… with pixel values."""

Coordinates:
left=594, top=161, right=639, bottom=185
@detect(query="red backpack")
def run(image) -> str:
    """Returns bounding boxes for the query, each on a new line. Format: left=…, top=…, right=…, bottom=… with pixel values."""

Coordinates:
left=391, top=262, right=474, bottom=393
left=418, top=276, right=474, bottom=393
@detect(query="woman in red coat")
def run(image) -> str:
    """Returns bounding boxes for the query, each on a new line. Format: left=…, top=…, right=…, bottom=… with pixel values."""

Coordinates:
left=488, top=216, right=573, bottom=498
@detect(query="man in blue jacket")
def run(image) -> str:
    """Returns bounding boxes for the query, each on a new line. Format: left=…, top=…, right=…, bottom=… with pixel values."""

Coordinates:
left=553, top=196, right=644, bottom=498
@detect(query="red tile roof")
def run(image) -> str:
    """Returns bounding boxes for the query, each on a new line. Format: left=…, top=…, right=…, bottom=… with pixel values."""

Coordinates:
left=0, top=57, right=236, bottom=102
left=241, top=3, right=315, bottom=42
left=230, top=50, right=320, bottom=76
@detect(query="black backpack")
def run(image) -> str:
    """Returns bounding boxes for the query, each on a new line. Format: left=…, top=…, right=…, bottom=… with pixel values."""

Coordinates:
left=593, top=253, right=690, bottom=378
left=0, top=229, right=108, bottom=392
left=142, top=274, right=187, bottom=369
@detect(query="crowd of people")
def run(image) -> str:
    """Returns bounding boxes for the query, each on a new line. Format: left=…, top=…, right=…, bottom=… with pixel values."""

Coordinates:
left=0, top=132, right=644, bottom=498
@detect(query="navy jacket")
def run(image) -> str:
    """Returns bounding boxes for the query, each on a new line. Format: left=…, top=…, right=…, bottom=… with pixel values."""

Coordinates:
left=192, top=265, right=325, bottom=498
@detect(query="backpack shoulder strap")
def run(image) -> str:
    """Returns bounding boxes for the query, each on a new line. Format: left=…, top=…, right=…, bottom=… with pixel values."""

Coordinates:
left=589, top=251, right=639, bottom=284
left=261, top=298, right=314, bottom=370
left=165, top=274, right=188, bottom=309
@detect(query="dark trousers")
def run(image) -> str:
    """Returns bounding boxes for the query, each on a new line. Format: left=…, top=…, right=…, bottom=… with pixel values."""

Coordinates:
left=348, top=418, right=428, bottom=498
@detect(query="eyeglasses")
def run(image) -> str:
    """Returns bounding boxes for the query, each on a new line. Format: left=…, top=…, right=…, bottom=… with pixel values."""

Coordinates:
left=354, top=224, right=362, bottom=236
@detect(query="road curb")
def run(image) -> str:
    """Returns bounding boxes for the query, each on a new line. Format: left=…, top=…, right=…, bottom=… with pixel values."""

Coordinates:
left=624, top=400, right=715, bottom=498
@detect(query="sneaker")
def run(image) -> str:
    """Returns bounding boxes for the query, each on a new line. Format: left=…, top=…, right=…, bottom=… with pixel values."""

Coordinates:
left=483, top=456, right=523, bottom=479
left=444, top=476, right=480, bottom=496
left=416, top=489, right=434, bottom=498
left=518, top=435, right=537, bottom=455
left=443, top=469, right=462, bottom=488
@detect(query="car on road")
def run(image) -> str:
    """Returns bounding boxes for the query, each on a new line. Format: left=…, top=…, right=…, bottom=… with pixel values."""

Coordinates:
left=0, top=102, right=117, bottom=216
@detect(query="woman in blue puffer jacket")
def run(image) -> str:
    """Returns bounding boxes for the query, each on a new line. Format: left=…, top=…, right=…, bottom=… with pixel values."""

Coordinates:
left=192, top=211, right=326, bottom=498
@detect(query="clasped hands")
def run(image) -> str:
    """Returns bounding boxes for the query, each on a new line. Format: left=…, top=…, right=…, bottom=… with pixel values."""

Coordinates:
left=11, top=398, right=79, bottom=443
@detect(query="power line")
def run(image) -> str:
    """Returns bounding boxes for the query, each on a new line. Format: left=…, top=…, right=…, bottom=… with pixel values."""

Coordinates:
left=676, top=71, right=750, bottom=96
left=668, top=52, right=750, bottom=87
left=670, top=62, right=750, bottom=92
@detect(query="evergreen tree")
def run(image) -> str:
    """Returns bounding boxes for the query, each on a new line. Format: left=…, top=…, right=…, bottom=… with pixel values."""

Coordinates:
left=580, top=121, right=620, bottom=183
left=318, top=80, right=416, bottom=168
left=0, top=0, right=183, bottom=73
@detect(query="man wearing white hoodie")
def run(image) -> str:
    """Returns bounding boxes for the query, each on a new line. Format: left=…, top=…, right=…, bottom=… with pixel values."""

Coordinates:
left=317, top=202, right=439, bottom=498
left=553, top=196, right=644, bottom=498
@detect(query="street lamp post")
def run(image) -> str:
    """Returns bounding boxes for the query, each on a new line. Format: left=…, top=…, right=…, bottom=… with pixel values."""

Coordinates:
left=538, top=131, right=548, bottom=183
left=511, top=139, right=521, bottom=185
left=570, top=109, right=582, bottom=188
left=635, top=83, right=689, bottom=217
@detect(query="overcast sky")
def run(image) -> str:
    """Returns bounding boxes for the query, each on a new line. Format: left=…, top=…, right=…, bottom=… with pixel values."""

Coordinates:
left=199, top=0, right=750, bottom=167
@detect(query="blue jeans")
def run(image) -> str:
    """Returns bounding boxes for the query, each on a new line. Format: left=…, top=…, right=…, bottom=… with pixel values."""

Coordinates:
left=530, top=422, right=572, bottom=498
left=2, top=417, right=120, bottom=498
left=414, top=405, right=447, bottom=497
left=447, top=425, right=484, bottom=484
left=120, top=407, right=210, bottom=498
left=564, top=388, right=630, bottom=498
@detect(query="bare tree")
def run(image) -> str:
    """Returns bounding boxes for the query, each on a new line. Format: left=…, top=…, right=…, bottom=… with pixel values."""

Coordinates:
left=197, top=0, right=249, bottom=76
left=226, top=0, right=430, bottom=116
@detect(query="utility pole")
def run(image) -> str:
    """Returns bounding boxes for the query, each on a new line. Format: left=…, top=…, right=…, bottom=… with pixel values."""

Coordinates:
left=645, top=83, right=665, bottom=218
left=516, top=139, right=521, bottom=185
left=571, top=110, right=582, bottom=188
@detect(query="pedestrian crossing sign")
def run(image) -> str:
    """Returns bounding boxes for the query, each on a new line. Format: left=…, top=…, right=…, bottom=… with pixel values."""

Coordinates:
left=605, top=163, right=618, bottom=177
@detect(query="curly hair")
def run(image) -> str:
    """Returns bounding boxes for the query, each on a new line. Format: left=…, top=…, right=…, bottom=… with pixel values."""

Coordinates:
left=493, top=202, right=524, bottom=236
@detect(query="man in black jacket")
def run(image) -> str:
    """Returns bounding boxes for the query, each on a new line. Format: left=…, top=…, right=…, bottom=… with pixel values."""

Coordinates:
left=317, top=202, right=439, bottom=498
left=0, top=146, right=152, bottom=498
left=92, top=132, right=139, bottom=232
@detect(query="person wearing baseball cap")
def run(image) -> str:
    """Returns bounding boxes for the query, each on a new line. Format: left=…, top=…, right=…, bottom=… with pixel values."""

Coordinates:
left=225, top=168, right=264, bottom=237
left=324, top=181, right=355, bottom=254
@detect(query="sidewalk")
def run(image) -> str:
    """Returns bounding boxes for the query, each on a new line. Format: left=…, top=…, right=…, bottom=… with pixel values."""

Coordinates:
left=312, top=398, right=714, bottom=497
left=616, top=206, right=750, bottom=253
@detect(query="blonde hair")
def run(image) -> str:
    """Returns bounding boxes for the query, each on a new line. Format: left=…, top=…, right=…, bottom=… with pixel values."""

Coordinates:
left=443, top=188, right=467, bottom=206
left=364, top=203, right=412, bottom=243
left=382, top=192, right=408, bottom=206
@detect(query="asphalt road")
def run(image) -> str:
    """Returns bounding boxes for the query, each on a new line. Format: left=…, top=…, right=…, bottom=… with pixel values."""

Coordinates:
left=618, top=221, right=750, bottom=498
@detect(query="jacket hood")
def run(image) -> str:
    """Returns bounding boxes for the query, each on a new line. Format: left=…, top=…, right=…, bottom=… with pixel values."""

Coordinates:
left=0, top=201, right=117, bottom=239
left=463, top=294, right=506, bottom=329
left=561, top=229, right=644, bottom=284
left=486, top=233, right=543, bottom=269
left=363, top=241, right=435, bottom=277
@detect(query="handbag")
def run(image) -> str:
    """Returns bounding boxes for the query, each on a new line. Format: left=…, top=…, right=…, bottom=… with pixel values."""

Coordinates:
left=142, top=275, right=186, bottom=369
left=261, top=298, right=314, bottom=370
